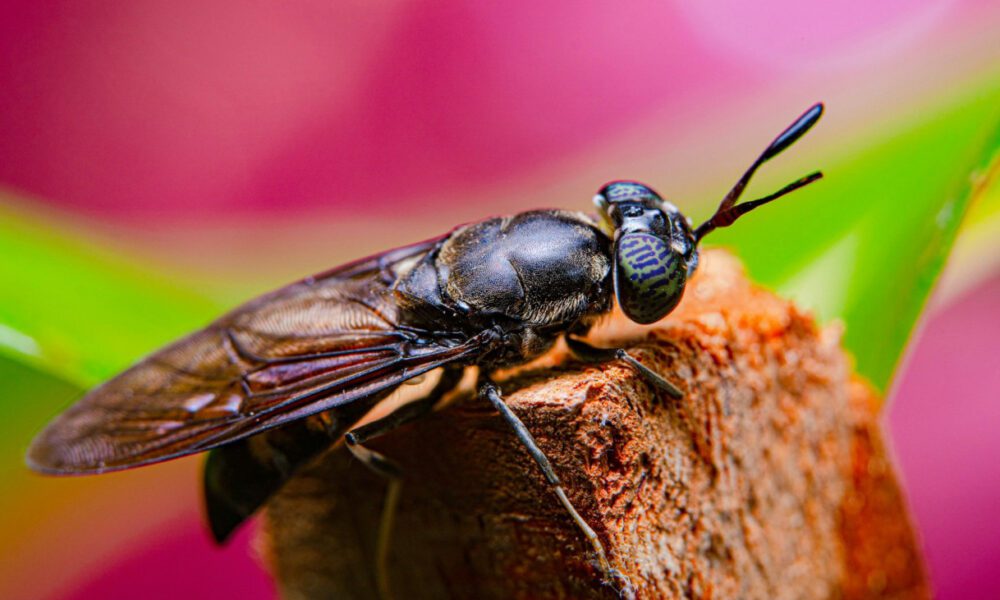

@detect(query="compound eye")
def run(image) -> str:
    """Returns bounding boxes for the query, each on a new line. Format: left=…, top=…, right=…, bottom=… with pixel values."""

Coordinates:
left=614, top=232, right=687, bottom=324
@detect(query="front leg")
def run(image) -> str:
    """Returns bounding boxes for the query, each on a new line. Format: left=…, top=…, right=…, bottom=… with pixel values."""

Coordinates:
left=565, top=335, right=683, bottom=399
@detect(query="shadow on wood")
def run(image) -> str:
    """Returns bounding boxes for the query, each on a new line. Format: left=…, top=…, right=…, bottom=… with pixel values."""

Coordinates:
left=260, top=249, right=928, bottom=599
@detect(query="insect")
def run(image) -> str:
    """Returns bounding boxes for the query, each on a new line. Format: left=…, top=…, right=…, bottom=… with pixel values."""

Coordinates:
left=28, top=103, right=823, bottom=598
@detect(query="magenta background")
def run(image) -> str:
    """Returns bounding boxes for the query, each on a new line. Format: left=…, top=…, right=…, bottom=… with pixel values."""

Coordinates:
left=1, top=1, right=997, bottom=598
left=889, top=276, right=1000, bottom=600
left=2, top=0, right=990, bottom=223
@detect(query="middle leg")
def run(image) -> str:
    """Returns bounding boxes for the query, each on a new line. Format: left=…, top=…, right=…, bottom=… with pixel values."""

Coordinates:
left=479, top=378, right=635, bottom=599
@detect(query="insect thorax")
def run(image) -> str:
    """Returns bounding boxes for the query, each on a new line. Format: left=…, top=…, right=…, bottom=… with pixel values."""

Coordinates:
left=437, top=210, right=612, bottom=325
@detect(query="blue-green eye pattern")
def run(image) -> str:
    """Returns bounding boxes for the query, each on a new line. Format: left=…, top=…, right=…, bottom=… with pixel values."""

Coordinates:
left=615, top=233, right=686, bottom=324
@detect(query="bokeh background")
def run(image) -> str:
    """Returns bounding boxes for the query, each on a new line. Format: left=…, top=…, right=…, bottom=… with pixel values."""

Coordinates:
left=1, top=1, right=998, bottom=598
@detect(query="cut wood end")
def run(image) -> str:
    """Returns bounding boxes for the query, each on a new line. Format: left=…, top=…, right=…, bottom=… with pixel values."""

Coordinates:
left=261, top=249, right=929, bottom=599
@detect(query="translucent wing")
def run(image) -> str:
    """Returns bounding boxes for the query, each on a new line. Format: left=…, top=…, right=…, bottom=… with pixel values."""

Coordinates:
left=27, top=238, right=482, bottom=474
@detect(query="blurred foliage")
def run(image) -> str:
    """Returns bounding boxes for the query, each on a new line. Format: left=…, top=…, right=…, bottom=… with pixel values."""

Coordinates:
left=0, top=81, right=997, bottom=415
left=0, top=206, right=221, bottom=387
left=966, top=153, right=1000, bottom=226
left=711, top=82, right=1000, bottom=392
left=0, top=358, right=79, bottom=472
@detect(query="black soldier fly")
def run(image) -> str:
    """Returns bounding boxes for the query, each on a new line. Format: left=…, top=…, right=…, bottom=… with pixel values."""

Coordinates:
left=28, top=103, right=824, bottom=598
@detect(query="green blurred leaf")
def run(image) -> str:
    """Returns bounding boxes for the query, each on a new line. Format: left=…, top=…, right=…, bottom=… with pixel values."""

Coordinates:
left=0, top=356, right=81, bottom=468
left=0, top=205, right=222, bottom=386
left=710, top=82, right=1000, bottom=393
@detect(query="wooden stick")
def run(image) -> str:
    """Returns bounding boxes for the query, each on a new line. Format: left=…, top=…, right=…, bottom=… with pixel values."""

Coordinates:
left=261, top=250, right=928, bottom=600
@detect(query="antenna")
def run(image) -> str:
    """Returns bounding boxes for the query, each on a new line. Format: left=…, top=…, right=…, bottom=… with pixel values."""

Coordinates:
left=694, top=103, right=824, bottom=243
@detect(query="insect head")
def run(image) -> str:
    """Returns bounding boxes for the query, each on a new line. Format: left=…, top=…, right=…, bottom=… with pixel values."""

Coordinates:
left=594, top=103, right=824, bottom=324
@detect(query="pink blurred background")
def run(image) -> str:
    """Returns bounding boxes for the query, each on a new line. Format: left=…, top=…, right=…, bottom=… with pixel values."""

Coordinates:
left=1, top=1, right=998, bottom=598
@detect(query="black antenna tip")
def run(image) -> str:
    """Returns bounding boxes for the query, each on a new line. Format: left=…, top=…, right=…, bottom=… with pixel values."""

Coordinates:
left=762, top=102, right=824, bottom=162
left=805, top=170, right=824, bottom=184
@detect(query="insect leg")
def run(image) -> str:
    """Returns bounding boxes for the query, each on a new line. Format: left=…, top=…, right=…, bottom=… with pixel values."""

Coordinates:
left=479, top=379, right=635, bottom=599
left=566, top=336, right=683, bottom=399
left=347, top=366, right=463, bottom=447
left=343, top=367, right=464, bottom=600
left=343, top=438, right=401, bottom=600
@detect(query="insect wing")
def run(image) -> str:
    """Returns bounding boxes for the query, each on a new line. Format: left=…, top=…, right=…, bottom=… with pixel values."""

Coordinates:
left=27, top=237, right=477, bottom=474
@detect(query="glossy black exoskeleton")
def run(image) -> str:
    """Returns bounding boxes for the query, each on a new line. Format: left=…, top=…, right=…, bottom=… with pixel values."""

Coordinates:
left=28, top=103, right=824, bottom=599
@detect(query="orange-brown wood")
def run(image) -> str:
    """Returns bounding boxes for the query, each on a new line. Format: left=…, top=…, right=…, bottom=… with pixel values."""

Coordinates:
left=262, top=250, right=928, bottom=599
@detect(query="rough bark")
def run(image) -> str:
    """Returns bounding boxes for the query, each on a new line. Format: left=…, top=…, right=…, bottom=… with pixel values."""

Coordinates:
left=260, top=249, right=928, bottom=599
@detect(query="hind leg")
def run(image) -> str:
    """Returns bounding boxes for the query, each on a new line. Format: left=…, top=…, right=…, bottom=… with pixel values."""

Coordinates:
left=344, top=367, right=464, bottom=599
